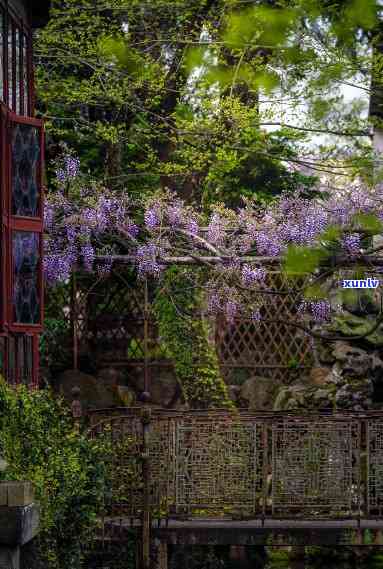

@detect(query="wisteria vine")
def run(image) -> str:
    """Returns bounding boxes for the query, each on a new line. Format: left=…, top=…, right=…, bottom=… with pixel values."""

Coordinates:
left=44, top=155, right=383, bottom=330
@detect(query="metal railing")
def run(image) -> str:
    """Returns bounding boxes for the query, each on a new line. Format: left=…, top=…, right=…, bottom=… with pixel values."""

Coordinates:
left=88, top=408, right=383, bottom=522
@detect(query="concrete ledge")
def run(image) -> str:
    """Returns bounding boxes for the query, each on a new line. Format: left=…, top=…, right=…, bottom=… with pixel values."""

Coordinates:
left=0, top=504, right=39, bottom=546
left=0, top=482, right=34, bottom=507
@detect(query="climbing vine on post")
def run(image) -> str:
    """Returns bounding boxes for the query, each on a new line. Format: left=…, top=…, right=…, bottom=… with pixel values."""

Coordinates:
left=153, top=267, right=232, bottom=409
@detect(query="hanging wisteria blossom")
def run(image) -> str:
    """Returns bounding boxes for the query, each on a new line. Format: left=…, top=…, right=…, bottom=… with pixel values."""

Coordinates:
left=43, top=178, right=383, bottom=329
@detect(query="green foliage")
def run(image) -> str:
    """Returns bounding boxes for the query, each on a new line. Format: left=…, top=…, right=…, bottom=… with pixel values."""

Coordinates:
left=39, top=317, right=71, bottom=370
left=153, top=267, right=232, bottom=408
left=352, top=212, right=383, bottom=235
left=37, top=0, right=319, bottom=208
left=284, top=244, right=329, bottom=276
left=0, top=380, right=108, bottom=569
left=223, top=5, right=298, bottom=49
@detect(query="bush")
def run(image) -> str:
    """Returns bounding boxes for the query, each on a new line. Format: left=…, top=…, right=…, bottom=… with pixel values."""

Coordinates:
left=0, top=379, right=108, bottom=569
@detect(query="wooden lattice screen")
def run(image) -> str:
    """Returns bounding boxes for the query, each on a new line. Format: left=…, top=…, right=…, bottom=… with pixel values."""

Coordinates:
left=216, top=272, right=314, bottom=384
left=44, top=269, right=314, bottom=384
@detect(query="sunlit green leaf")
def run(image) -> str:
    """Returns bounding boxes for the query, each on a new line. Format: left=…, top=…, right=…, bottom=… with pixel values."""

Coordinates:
left=283, top=245, right=329, bottom=276
left=352, top=212, right=383, bottom=235
left=303, top=283, right=328, bottom=300
left=184, top=46, right=209, bottom=73
left=321, top=225, right=342, bottom=242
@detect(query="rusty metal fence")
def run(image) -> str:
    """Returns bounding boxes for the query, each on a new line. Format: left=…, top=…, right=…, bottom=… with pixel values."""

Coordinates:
left=88, top=408, right=383, bottom=522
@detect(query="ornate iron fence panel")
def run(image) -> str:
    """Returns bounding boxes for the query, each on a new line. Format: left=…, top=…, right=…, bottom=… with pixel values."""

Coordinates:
left=89, top=414, right=144, bottom=518
left=271, top=418, right=360, bottom=516
left=88, top=409, right=383, bottom=521
left=175, top=413, right=263, bottom=515
left=149, top=414, right=177, bottom=514
left=89, top=411, right=178, bottom=518
left=367, top=419, right=383, bottom=516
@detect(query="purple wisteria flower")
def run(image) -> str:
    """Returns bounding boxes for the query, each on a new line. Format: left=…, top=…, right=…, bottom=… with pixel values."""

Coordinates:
left=124, top=220, right=139, bottom=238
left=255, top=231, right=282, bottom=256
left=56, top=156, right=80, bottom=184
left=341, top=233, right=360, bottom=255
left=66, top=225, right=77, bottom=243
left=186, top=218, right=199, bottom=236
left=97, top=258, right=113, bottom=278
left=136, top=243, right=163, bottom=278
left=43, top=254, right=71, bottom=284
left=207, top=291, right=221, bottom=314
left=167, top=205, right=183, bottom=227
left=144, top=208, right=159, bottom=230
left=44, top=204, right=54, bottom=231
left=241, top=265, right=266, bottom=286
left=224, top=298, right=239, bottom=324
left=250, top=309, right=262, bottom=321
left=298, top=299, right=331, bottom=322
left=207, top=213, right=225, bottom=246
left=81, top=243, right=95, bottom=272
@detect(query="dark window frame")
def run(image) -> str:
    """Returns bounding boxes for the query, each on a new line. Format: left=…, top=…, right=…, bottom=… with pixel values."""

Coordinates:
left=0, top=2, right=42, bottom=388
left=0, top=0, right=33, bottom=115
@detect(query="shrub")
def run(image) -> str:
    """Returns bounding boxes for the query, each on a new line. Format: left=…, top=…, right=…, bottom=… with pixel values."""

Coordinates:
left=0, top=379, right=108, bottom=569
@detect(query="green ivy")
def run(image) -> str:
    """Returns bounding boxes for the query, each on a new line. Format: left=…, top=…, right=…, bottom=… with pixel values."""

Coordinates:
left=0, top=379, right=110, bottom=569
left=153, top=267, right=232, bottom=409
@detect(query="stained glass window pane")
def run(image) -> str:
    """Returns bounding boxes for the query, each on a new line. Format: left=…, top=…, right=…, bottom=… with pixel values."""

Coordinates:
left=22, top=34, right=28, bottom=115
left=7, top=22, right=13, bottom=110
left=15, top=27, right=20, bottom=114
left=11, top=123, right=41, bottom=216
left=12, top=231, right=40, bottom=324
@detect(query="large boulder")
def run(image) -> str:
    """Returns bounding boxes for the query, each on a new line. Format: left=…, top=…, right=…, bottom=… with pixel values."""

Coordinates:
left=273, top=384, right=313, bottom=411
left=128, top=366, right=180, bottom=408
left=308, top=367, right=332, bottom=386
left=239, top=376, right=282, bottom=410
left=97, top=367, right=125, bottom=387
left=54, top=369, right=123, bottom=410
left=330, top=313, right=383, bottom=347
left=333, top=342, right=372, bottom=377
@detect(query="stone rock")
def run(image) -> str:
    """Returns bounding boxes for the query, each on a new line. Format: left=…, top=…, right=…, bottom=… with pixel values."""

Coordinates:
left=116, top=386, right=136, bottom=406
left=239, top=377, right=282, bottom=410
left=314, top=342, right=336, bottom=366
left=273, top=385, right=306, bottom=410
left=313, top=389, right=330, bottom=401
left=227, top=385, right=241, bottom=404
left=129, top=367, right=179, bottom=408
left=97, top=367, right=125, bottom=387
left=309, top=367, right=331, bottom=386
left=330, top=313, right=383, bottom=347
left=274, top=384, right=334, bottom=411
left=54, top=369, right=123, bottom=410
left=333, top=342, right=371, bottom=377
